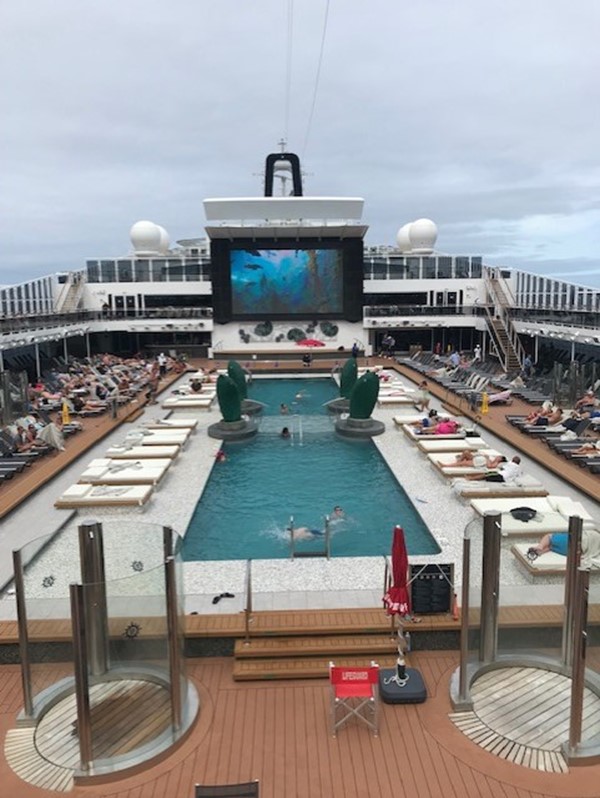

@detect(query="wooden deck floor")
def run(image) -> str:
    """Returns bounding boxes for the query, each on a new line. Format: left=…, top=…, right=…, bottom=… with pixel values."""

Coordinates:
left=4, top=653, right=600, bottom=797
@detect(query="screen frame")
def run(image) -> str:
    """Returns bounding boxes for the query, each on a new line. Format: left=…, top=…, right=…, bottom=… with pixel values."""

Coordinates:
left=211, top=237, right=363, bottom=323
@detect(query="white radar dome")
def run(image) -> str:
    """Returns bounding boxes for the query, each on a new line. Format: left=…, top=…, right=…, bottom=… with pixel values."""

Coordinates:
left=130, top=220, right=161, bottom=255
left=156, top=225, right=171, bottom=254
left=396, top=223, right=413, bottom=252
left=409, top=218, right=438, bottom=253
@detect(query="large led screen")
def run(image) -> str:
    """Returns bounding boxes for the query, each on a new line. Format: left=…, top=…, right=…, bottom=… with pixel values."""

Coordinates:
left=230, top=248, right=344, bottom=316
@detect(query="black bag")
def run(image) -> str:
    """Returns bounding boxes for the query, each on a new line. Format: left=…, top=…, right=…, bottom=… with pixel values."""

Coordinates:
left=510, top=506, right=537, bottom=522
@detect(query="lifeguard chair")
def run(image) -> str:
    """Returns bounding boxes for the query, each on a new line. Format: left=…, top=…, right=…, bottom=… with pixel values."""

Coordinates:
left=329, top=661, right=380, bottom=736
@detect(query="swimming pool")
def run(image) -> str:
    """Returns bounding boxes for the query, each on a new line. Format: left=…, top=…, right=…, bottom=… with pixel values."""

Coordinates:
left=183, top=378, right=440, bottom=561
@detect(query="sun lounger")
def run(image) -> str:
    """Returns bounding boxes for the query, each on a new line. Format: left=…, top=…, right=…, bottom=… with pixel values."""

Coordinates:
left=427, top=450, right=502, bottom=476
left=393, top=414, right=456, bottom=427
left=403, top=425, right=466, bottom=441
left=377, top=395, right=415, bottom=406
left=142, top=418, right=198, bottom=430
left=105, top=444, right=180, bottom=459
left=55, top=483, right=153, bottom=508
left=469, top=495, right=596, bottom=535
left=79, top=458, right=172, bottom=485
left=451, top=474, right=548, bottom=499
left=125, top=428, right=191, bottom=446
left=162, top=396, right=214, bottom=409
left=512, top=543, right=567, bottom=575
left=417, top=438, right=487, bottom=453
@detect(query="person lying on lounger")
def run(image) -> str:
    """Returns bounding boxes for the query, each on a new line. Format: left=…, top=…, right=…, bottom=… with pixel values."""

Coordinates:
left=527, top=529, right=600, bottom=564
left=409, top=409, right=438, bottom=429
left=569, top=440, right=600, bottom=455
left=452, top=451, right=507, bottom=469
left=461, top=455, right=522, bottom=483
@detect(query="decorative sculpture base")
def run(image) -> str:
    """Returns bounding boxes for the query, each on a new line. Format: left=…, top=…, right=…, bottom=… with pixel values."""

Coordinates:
left=242, top=399, right=266, bottom=416
left=379, top=667, right=427, bottom=704
left=324, top=398, right=350, bottom=415
left=208, top=419, right=258, bottom=441
left=335, top=416, right=385, bottom=438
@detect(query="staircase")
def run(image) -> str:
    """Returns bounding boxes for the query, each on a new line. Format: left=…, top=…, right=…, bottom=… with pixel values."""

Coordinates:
left=230, top=607, right=458, bottom=681
left=484, top=271, right=524, bottom=372
left=54, top=273, right=84, bottom=314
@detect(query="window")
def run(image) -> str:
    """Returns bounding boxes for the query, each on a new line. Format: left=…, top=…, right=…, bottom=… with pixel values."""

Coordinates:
left=135, top=259, right=150, bottom=281
left=117, top=260, right=133, bottom=282
left=455, top=257, right=469, bottom=278
left=101, top=260, right=116, bottom=282
left=87, top=261, right=100, bottom=283
left=151, top=260, right=166, bottom=282
left=406, top=257, right=420, bottom=278
left=422, top=257, right=436, bottom=278
left=437, top=257, right=451, bottom=278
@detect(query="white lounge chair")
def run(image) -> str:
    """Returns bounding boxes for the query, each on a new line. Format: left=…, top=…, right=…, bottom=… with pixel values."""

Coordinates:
left=125, top=428, right=191, bottom=446
left=162, top=396, right=214, bottom=409
left=79, top=458, right=172, bottom=485
left=55, top=483, right=153, bottom=508
left=142, top=417, right=198, bottom=430
left=427, top=450, right=502, bottom=476
left=403, top=425, right=466, bottom=441
left=417, top=438, right=487, bottom=453
left=451, top=474, right=548, bottom=499
left=469, top=495, right=596, bottom=536
left=105, top=444, right=180, bottom=459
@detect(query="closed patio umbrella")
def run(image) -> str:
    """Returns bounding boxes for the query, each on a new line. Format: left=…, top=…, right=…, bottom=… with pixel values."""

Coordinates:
left=383, top=525, right=411, bottom=618
left=383, top=525, right=411, bottom=686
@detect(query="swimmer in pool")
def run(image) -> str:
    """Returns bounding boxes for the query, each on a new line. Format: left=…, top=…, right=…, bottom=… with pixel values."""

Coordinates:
left=291, top=526, right=324, bottom=540
left=291, top=507, right=344, bottom=540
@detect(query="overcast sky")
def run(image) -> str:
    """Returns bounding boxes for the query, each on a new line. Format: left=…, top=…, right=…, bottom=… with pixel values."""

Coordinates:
left=2, top=0, right=600, bottom=288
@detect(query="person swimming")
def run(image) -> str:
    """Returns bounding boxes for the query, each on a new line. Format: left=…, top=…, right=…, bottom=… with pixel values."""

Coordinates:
left=290, top=507, right=344, bottom=539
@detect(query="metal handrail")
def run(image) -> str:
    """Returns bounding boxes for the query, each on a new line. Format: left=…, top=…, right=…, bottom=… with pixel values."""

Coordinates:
left=244, top=559, right=253, bottom=645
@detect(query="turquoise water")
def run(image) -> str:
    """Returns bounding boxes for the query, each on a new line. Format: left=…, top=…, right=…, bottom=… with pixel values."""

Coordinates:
left=183, top=378, right=440, bottom=561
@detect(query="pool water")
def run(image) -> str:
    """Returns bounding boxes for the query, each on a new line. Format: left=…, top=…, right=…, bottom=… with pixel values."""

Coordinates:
left=183, top=378, right=440, bottom=561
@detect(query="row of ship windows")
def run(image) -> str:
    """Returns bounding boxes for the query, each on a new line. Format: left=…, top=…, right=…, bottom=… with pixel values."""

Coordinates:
left=84, top=257, right=484, bottom=283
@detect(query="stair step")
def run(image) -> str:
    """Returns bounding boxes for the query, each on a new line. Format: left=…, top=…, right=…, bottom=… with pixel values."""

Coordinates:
left=235, top=634, right=398, bottom=659
left=233, top=654, right=399, bottom=681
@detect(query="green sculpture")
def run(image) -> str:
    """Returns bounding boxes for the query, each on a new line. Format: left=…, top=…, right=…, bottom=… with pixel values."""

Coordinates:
left=217, top=374, right=242, bottom=422
left=227, top=360, right=248, bottom=400
left=339, top=358, right=358, bottom=399
left=349, top=372, right=379, bottom=419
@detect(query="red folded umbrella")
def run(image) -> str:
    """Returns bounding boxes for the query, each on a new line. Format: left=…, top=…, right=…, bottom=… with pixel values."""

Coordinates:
left=383, top=526, right=411, bottom=616
left=296, top=338, right=325, bottom=347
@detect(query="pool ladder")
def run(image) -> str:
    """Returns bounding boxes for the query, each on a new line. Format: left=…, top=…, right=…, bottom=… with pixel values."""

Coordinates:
left=288, top=515, right=331, bottom=559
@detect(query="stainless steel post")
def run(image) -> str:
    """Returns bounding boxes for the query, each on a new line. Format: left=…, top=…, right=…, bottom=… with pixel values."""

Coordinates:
left=562, top=517, right=583, bottom=668
left=568, top=567, right=589, bottom=755
left=78, top=520, right=109, bottom=676
left=165, top=556, right=182, bottom=730
left=479, top=511, right=501, bottom=663
left=163, top=525, right=174, bottom=559
left=244, top=559, right=253, bottom=645
left=70, top=583, right=93, bottom=771
left=458, top=536, right=471, bottom=701
left=12, top=550, right=33, bottom=717
left=34, top=343, right=41, bottom=380
left=63, top=335, right=68, bottom=362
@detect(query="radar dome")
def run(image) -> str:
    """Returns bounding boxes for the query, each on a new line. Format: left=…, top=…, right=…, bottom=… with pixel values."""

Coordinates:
left=396, top=223, right=413, bottom=252
left=156, top=225, right=171, bottom=254
left=130, top=220, right=161, bottom=254
left=409, top=218, right=437, bottom=253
